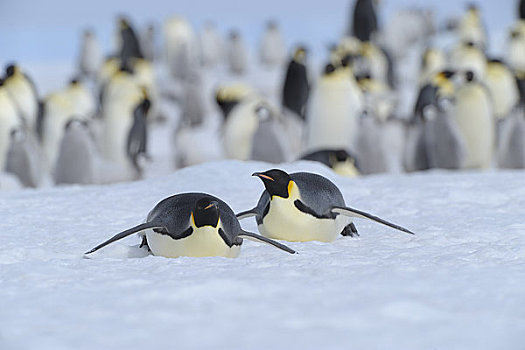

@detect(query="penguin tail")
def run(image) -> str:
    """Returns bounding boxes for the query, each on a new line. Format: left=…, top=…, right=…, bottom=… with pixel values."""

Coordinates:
left=236, top=208, right=258, bottom=220
left=85, top=222, right=166, bottom=255
left=238, top=230, right=296, bottom=254
left=331, top=206, right=415, bottom=235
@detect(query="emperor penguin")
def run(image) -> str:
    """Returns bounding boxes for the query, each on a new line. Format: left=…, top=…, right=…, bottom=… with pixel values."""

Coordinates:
left=249, top=104, right=289, bottom=163
left=117, top=16, right=144, bottom=65
left=521, top=0, right=525, bottom=19
left=40, top=91, right=75, bottom=170
left=484, top=59, right=519, bottom=120
left=0, top=79, right=22, bottom=170
left=126, top=95, right=151, bottom=177
left=77, top=29, right=103, bottom=79
left=259, top=20, right=286, bottom=67
left=452, top=71, right=495, bottom=169
left=54, top=119, right=98, bottom=185
left=506, top=21, right=525, bottom=73
left=215, top=83, right=256, bottom=120
left=457, top=4, right=487, bottom=50
left=85, top=193, right=296, bottom=258
left=281, top=46, right=309, bottom=120
left=349, top=0, right=378, bottom=42
left=237, top=169, right=414, bottom=242
left=180, top=72, right=206, bottom=127
left=305, top=62, right=364, bottom=153
left=100, top=65, right=143, bottom=170
left=5, top=127, right=42, bottom=188
left=199, top=22, right=225, bottom=67
left=2, top=64, right=39, bottom=129
left=300, top=149, right=360, bottom=177
left=354, top=108, right=389, bottom=175
left=227, top=30, right=249, bottom=75
left=449, top=41, right=487, bottom=80
left=358, top=42, right=390, bottom=86
left=164, top=16, right=198, bottom=80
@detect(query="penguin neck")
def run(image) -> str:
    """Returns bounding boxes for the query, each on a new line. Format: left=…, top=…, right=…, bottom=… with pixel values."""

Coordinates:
left=271, top=181, right=299, bottom=201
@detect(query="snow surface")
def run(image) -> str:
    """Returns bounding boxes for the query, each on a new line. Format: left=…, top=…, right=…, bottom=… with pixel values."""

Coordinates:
left=1, top=160, right=524, bottom=350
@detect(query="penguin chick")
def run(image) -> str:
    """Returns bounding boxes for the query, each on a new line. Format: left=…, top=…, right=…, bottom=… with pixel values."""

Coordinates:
left=85, top=193, right=296, bottom=258
left=77, top=29, right=103, bottom=79
left=199, top=22, right=225, bottom=67
left=227, top=30, right=249, bottom=75
left=164, top=16, right=198, bottom=80
left=5, top=128, right=42, bottom=187
left=259, top=20, right=286, bottom=67
left=281, top=46, right=309, bottom=120
left=237, top=169, right=414, bottom=242
left=54, top=119, right=98, bottom=185
left=300, top=149, right=360, bottom=177
left=506, top=21, right=525, bottom=73
left=419, top=47, right=446, bottom=85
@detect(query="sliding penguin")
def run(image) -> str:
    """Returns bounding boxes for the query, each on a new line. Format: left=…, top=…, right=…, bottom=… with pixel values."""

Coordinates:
left=300, top=149, right=360, bottom=177
left=281, top=46, right=309, bottom=120
left=237, top=169, right=413, bottom=242
left=85, top=193, right=295, bottom=258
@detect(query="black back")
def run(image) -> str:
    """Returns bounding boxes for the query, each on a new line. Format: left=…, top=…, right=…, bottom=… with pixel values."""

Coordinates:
left=351, top=0, right=378, bottom=42
left=120, top=22, right=144, bottom=64
left=147, top=193, right=241, bottom=246
left=413, top=83, right=438, bottom=122
left=300, top=149, right=360, bottom=172
left=520, top=0, right=525, bottom=19
left=126, top=99, right=149, bottom=173
left=282, top=60, right=309, bottom=119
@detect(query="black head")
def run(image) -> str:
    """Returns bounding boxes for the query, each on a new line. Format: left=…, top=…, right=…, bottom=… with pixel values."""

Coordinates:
left=324, top=63, right=337, bottom=75
left=5, top=64, right=16, bottom=77
left=465, top=70, right=475, bottom=82
left=193, top=198, right=220, bottom=228
left=340, top=54, right=355, bottom=68
left=441, top=70, right=456, bottom=79
left=253, top=169, right=292, bottom=198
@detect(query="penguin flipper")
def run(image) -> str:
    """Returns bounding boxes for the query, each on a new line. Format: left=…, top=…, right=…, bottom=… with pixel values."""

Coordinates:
left=236, top=208, right=258, bottom=220
left=85, top=222, right=166, bottom=255
left=331, top=206, right=415, bottom=235
left=237, top=230, right=296, bottom=254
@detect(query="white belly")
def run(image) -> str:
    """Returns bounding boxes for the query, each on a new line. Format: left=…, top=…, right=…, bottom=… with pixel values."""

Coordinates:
left=259, top=196, right=351, bottom=242
left=145, top=228, right=240, bottom=258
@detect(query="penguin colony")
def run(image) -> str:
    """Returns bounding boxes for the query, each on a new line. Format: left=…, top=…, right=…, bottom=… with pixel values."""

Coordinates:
left=3, top=1, right=523, bottom=259
left=1, top=2, right=524, bottom=189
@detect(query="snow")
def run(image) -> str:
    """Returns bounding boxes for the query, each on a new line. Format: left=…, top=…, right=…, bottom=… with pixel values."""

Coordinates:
left=1, top=160, right=524, bottom=349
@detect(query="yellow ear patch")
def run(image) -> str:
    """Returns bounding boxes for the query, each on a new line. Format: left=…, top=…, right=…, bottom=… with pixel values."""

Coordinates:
left=288, top=180, right=294, bottom=195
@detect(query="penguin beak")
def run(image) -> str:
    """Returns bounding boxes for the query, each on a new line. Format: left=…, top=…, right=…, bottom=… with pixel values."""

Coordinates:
left=252, top=172, right=274, bottom=181
left=204, top=201, right=219, bottom=210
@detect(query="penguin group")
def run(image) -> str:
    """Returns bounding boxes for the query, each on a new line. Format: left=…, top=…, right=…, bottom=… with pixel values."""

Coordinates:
left=1, top=0, right=525, bottom=191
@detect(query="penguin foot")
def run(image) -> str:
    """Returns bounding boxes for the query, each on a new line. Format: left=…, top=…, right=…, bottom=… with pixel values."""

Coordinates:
left=139, top=235, right=151, bottom=252
left=341, top=223, right=359, bottom=237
